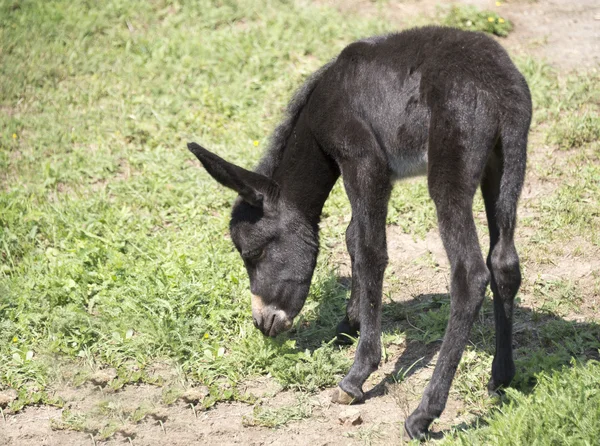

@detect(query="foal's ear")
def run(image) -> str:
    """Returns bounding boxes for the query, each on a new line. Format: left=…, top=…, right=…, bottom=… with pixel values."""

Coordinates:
left=187, top=142, right=277, bottom=208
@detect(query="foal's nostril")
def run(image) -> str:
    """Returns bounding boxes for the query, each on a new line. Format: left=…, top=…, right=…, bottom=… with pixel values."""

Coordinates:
left=263, top=312, right=277, bottom=335
left=252, top=311, right=263, bottom=332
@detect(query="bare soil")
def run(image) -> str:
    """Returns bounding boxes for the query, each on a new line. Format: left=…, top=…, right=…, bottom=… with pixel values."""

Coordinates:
left=3, top=1, right=599, bottom=445
left=319, top=0, right=600, bottom=70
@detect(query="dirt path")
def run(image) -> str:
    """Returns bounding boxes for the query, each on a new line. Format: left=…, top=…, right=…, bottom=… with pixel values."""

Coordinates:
left=2, top=1, right=598, bottom=445
left=320, top=0, right=600, bottom=70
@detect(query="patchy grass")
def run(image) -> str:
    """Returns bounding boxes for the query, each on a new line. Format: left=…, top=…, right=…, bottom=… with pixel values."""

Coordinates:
left=0, top=0, right=389, bottom=409
left=1, top=0, right=599, bottom=444
left=441, top=360, right=600, bottom=445
left=549, top=113, right=600, bottom=149
left=242, top=394, right=313, bottom=428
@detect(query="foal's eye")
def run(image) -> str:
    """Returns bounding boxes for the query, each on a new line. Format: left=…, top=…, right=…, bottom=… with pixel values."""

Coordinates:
left=243, top=248, right=265, bottom=262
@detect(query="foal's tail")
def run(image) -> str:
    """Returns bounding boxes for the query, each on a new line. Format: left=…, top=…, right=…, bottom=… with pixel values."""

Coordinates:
left=494, top=102, right=532, bottom=234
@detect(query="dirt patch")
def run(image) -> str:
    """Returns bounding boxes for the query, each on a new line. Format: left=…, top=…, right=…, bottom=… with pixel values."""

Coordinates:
left=317, top=0, right=600, bottom=71
left=1, top=348, right=465, bottom=445
left=500, top=0, right=600, bottom=70
left=1, top=406, right=87, bottom=446
left=384, top=226, right=450, bottom=302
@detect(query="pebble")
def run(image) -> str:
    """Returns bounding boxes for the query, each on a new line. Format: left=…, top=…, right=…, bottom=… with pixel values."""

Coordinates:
left=338, top=407, right=363, bottom=426
left=182, top=386, right=210, bottom=404
left=88, top=368, right=118, bottom=387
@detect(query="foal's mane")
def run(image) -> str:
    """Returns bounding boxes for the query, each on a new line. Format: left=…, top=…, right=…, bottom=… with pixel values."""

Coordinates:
left=255, top=59, right=336, bottom=178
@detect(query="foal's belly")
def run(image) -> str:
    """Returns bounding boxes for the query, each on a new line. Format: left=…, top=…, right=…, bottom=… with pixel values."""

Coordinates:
left=375, top=72, right=431, bottom=182
left=388, top=149, right=428, bottom=181
left=384, top=109, right=430, bottom=182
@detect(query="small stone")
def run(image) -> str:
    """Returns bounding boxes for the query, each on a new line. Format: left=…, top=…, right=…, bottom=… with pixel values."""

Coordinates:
left=0, top=389, right=18, bottom=408
left=89, top=368, right=118, bottom=387
left=182, top=386, right=210, bottom=404
left=117, top=425, right=137, bottom=440
left=338, top=407, right=363, bottom=426
left=149, top=410, right=168, bottom=422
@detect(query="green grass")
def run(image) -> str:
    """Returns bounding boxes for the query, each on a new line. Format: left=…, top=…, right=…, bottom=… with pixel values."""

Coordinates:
left=1, top=0, right=599, bottom=444
left=242, top=394, right=313, bottom=428
left=441, top=360, right=600, bottom=445
left=0, top=0, right=389, bottom=403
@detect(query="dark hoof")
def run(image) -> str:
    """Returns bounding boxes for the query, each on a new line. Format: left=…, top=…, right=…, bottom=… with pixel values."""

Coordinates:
left=488, top=361, right=515, bottom=394
left=335, top=318, right=359, bottom=345
left=404, top=412, right=431, bottom=441
left=487, top=375, right=512, bottom=397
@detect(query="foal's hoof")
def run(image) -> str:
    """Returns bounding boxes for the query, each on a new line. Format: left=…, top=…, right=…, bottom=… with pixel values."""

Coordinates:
left=404, top=413, right=430, bottom=441
left=487, top=383, right=507, bottom=398
left=331, top=386, right=356, bottom=405
left=403, top=423, right=428, bottom=442
left=331, top=384, right=364, bottom=405
left=487, top=376, right=511, bottom=397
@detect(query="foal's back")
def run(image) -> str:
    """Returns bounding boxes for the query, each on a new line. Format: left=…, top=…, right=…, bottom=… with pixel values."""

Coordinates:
left=308, top=26, right=531, bottom=182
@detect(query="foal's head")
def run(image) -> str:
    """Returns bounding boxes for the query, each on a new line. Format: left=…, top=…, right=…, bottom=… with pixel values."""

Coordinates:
left=188, top=143, right=319, bottom=337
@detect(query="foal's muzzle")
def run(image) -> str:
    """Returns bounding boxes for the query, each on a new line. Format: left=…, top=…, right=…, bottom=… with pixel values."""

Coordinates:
left=252, top=294, right=293, bottom=337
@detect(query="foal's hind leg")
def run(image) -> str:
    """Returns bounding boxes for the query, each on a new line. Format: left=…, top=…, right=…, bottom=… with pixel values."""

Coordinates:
left=405, top=104, right=494, bottom=436
left=481, top=138, right=526, bottom=392
left=405, top=184, right=490, bottom=438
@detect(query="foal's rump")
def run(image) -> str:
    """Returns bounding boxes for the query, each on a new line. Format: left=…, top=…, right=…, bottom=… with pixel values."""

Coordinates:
left=308, top=26, right=531, bottom=185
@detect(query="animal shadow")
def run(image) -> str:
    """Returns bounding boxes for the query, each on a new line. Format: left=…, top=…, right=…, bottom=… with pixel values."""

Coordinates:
left=291, top=271, right=600, bottom=433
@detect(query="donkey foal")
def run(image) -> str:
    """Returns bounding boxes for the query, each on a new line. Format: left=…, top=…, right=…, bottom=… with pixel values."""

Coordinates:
left=188, top=26, right=531, bottom=439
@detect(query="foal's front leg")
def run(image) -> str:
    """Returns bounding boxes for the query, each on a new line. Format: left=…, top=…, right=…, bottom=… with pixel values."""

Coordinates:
left=332, top=157, right=391, bottom=403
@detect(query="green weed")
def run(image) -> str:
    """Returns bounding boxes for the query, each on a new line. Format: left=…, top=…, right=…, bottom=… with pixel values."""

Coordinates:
left=242, top=395, right=313, bottom=428
left=269, top=342, right=351, bottom=392
left=452, top=348, right=494, bottom=415
left=533, top=278, right=582, bottom=316
left=440, top=5, right=513, bottom=37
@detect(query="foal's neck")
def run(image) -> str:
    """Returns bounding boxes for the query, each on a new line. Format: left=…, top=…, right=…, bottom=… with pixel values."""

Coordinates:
left=270, top=117, right=339, bottom=224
